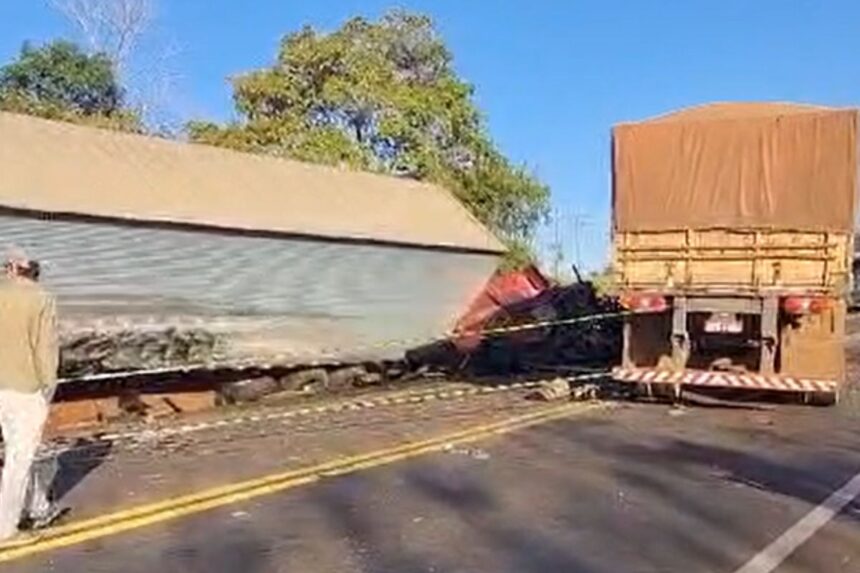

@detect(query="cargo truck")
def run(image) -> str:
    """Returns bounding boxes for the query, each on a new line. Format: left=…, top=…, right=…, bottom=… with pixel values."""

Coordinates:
left=610, top=103, right=857, bottom=404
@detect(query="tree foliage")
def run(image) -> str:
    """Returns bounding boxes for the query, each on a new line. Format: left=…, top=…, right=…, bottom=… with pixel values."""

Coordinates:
left=188, top=11, right=549, bottom=254
left=587, top=264, right=616, bottom=296
left=0, top=39, right=141, bottom=131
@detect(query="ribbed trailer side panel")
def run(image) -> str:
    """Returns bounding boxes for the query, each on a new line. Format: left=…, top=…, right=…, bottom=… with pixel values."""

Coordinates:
left=0, top=214, right=499, bottom=370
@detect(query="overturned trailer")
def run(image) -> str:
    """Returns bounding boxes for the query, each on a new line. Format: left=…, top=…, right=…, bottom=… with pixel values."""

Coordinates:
left=0, top=112, right=505, bottom=384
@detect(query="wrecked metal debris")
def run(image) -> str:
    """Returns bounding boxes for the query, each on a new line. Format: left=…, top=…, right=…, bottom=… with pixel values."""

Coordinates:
left=60, top=328, right=224, bottom=378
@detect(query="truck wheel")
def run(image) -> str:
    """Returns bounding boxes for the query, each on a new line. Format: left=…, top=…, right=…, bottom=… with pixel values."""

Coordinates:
left=327, top=366, right=367, bottom=391
left=631, top=382, right=675, bottom=402
left=279, top=368, right=329, bottom=394
left=805, top=391, right=838, bottom=407
left=219, top=376, right=279, bottom=403
left=631, top=383, right=654, bottom=400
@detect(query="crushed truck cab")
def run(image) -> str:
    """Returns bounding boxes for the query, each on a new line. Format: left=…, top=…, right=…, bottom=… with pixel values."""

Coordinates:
left=610, top=103, right=858, bottom=403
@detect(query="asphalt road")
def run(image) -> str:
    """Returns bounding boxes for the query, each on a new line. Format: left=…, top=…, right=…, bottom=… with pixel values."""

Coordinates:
left=9, top=396, right=860, bottom=573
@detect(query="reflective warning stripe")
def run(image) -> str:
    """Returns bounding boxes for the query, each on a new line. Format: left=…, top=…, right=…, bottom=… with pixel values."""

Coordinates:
left=612, top=367, right=838, bottom=393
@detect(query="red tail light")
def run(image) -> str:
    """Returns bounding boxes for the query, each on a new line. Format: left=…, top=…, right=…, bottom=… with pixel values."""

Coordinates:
left=619, top=292, right=668, bottom=313
left=782, top=296, right=831, bottom=315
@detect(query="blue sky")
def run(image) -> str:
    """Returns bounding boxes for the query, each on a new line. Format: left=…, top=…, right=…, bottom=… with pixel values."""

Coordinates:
left=1, top=1, right=856, bottom=272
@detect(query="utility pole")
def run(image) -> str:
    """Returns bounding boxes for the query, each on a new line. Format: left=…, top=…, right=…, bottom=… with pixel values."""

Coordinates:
left=574, top=213, right=582, bottom=272
left=571, top=212, right=591, bottom=273
left=551, top=207, right=563, bottom=279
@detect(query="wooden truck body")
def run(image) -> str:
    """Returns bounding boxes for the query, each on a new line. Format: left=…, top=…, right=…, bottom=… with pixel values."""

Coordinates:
left=611, top=103, right=857, bottom=401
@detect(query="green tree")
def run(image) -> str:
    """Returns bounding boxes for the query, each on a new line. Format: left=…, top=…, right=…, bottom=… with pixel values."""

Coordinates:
left=188, top=11, right=548, bottom=257
left=0, top=39, right=141, bottom=131
left=587, top=264, right=616, bottom=296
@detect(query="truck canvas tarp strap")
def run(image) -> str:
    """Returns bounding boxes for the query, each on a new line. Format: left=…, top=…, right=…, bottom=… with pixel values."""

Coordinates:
left=612, top=103, right=859, bottom=233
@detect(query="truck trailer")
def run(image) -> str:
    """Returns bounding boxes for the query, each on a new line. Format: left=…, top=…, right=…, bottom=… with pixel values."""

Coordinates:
left=610, top=103, right=857, bottom=403
left=0, top=111, right=505, bottom=388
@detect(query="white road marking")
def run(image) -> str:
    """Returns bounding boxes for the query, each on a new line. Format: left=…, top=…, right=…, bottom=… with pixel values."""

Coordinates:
left=733, top=470, right=860, bottom=573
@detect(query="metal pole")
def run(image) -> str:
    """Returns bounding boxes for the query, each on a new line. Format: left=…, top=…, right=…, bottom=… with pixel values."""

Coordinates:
left=552, top=207, right=561, bottom=279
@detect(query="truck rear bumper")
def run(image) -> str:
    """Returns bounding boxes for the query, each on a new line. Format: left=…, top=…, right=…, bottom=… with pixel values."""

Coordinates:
left=612, top=366, right=838, bottom=394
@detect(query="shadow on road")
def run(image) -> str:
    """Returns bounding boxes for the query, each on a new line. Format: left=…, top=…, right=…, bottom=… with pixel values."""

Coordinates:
left=51, top=438, right=114, bottom=502
left=298, top=404, right=860, bottom=573
left=306, top=453, right=609, bottom=573
left=160, top=524, right=273, bottom=573
left=405, top=466, right=608, bottom=573
left=547, top=410, right=860, bottom=521
left=309, top=474, right=459, bottom=573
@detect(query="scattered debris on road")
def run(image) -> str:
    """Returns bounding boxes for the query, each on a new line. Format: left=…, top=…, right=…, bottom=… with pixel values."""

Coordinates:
left=526, top=378, right=571, bottom=402
left=442, top=444, right=491, bottom=460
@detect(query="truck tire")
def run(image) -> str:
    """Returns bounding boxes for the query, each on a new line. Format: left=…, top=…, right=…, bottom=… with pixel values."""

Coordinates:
left=279, top=368, right=329, bottom=393
left=219, top=376, right=279, bottom=404
left=805, top=391, right=838, bottom=407
left=327, top=366, right=367, bottom=391
left=631, top=382, right=675, bottom=402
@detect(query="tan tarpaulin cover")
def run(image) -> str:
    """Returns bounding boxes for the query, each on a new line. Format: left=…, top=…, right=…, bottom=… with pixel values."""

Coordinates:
left=0, top=112, right=504, bottom=253
left=613, top=103, right=859, bottom=232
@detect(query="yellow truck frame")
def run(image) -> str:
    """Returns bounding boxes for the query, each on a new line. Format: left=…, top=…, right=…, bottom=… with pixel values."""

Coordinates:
left=613, top=228, right=848, bottom=402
